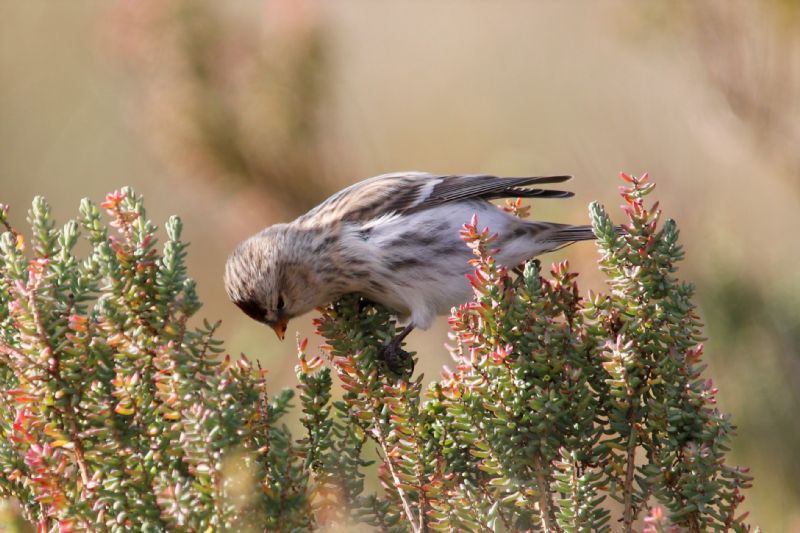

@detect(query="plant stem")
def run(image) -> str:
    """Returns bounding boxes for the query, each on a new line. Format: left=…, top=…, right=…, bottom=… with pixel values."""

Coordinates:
left=622, top=426, right=638, bottom=533
left=533, top=455, right=557, bottom=533
left=375, top=430, right=421, bottom=533
left=28, top=283, right=91, bottom=488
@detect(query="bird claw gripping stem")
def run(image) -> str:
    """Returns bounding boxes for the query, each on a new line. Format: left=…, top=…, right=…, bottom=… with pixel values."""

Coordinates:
left=380, top=339, right=415, bottom=377
left=379, top=322, right=416, bottom=377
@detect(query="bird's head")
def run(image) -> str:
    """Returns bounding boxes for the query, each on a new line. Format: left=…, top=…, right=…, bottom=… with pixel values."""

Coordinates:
left=224, top=226, right=321, bottom=340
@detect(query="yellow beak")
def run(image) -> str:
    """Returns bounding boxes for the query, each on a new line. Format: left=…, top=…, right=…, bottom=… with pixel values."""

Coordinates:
left=270, top=318, right=288, bottom=341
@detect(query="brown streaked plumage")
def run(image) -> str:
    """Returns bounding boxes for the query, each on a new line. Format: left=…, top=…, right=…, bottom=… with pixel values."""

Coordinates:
left=224, top=172, right=596, bottom=359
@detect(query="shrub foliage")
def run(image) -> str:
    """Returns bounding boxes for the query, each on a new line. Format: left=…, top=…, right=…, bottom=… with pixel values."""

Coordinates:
left=0, top=175, right=753, bottom=532
left=0, top=190, right=311, bottom=531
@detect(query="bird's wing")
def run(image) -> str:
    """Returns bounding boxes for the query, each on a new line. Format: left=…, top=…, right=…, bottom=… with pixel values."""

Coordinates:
left=298, top=172, right=574, bottom=227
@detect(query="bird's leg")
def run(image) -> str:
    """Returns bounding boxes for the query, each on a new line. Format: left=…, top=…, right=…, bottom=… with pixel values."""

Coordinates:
left=381, top=323, right=415, bottom=376
left=391, top=323, right=414, bottom=346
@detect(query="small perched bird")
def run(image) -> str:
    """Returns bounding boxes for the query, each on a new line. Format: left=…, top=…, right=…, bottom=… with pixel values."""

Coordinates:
left=224, top=172, right=596, bottom=366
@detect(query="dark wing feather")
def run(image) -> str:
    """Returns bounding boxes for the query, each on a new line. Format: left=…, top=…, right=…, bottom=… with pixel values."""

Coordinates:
left=414, top=174, right=573, bottom=210
left=297, top=172, right=573, bottom=227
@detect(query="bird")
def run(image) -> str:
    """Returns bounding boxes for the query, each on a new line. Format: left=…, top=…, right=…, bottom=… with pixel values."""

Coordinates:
left=224, top=172, right=596, bottom=369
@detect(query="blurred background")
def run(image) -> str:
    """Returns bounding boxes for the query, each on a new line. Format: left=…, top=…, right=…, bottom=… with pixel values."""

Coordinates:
left=1, top=1, right=798, bottom=529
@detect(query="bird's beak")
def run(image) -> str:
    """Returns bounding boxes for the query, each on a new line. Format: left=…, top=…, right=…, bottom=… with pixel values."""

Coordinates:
left=269, top=318, right=289, bottom=341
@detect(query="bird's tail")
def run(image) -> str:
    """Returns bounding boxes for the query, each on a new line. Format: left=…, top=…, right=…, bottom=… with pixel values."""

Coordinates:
left=540, top=223, right=597, bottom=243
left=526, top=222, right=621, bottom=252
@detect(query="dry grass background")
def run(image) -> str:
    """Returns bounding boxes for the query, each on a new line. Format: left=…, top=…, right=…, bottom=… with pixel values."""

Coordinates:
left=1, top=1, right=798, bottom=530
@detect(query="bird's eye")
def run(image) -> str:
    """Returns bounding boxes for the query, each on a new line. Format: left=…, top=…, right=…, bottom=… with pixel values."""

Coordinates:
left=277, top=295, right=285, bottom=310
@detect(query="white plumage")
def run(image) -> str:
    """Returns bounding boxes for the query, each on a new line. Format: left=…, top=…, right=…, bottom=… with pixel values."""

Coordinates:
left=341, top=201, right=551, bottom=328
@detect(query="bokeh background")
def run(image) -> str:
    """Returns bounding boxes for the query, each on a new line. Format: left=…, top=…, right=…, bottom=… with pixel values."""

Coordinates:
left=1, top=1, right=799, bottom=529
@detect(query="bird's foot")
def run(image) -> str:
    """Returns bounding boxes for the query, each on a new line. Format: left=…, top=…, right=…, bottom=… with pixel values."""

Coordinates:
left=380, top=339, right=414, bottom=377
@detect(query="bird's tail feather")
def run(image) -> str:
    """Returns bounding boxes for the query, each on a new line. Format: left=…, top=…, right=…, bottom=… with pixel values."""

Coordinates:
left=507, top=188, right=574, bottom=199
left=534, top=223, right=624, bottom=246
left=544, top=224, right=597, bottom=243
